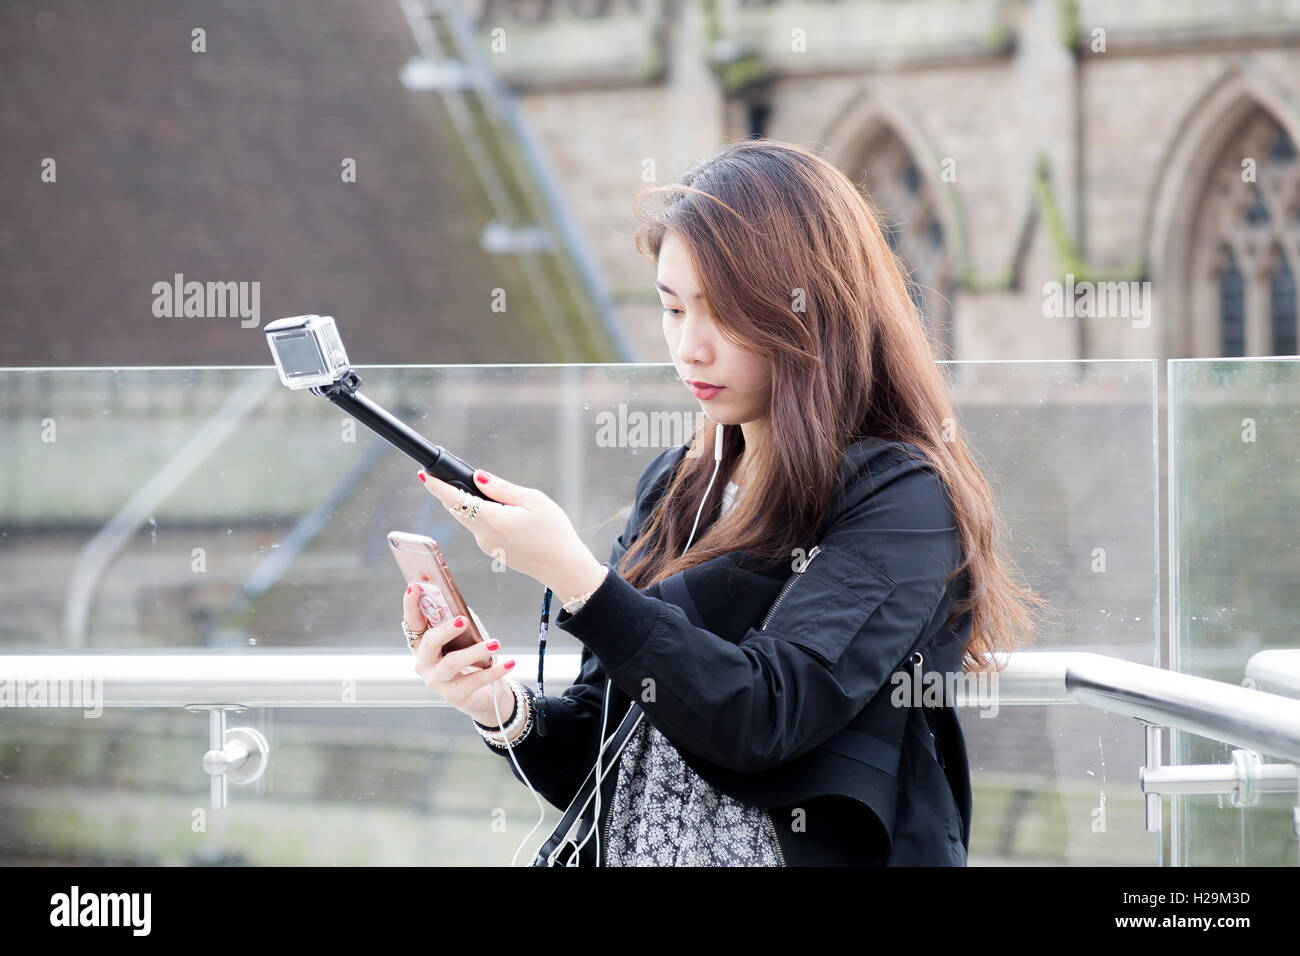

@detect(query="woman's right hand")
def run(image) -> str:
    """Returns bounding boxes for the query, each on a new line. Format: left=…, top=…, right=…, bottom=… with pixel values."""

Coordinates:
left=404, top=583, right=518, bottom=727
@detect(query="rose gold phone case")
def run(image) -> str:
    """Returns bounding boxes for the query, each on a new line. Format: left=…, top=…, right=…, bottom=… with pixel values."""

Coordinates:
left=388, top=531, right=493, bottom=668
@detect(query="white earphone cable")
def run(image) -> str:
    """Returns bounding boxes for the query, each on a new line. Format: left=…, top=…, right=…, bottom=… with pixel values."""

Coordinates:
left=490, top=681, right=548, bottom=867
left=504, top=423, right=727, bottom=866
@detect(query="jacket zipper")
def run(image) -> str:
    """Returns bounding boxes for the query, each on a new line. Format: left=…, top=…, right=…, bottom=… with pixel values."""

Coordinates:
left=762, top=807, right=788, bottom=865
left=601, top=777, right=614, bottom=866
left=598, top=694, right=639, bottom=867
left=758, top=545, right=822, bottom=631
left=756, top=544, right=820, bottom=866
left=599, top=543, right=821, bottom=867
left=597, top=700, right=627, bottom=867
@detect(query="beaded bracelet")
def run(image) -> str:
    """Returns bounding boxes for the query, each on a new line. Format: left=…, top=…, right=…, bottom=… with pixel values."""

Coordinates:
left=479, top=682, right=532, bottom=748
left=473, top=678, right=520, bottom=731
left=474, top=680, right=534, bottom=748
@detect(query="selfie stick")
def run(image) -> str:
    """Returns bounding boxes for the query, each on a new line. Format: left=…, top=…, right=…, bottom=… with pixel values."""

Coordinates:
left=312, top=370, right=491, bottom=502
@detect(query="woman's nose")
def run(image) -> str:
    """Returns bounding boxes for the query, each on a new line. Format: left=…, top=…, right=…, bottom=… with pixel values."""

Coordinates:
left=675, top=325, right=713, bottom=365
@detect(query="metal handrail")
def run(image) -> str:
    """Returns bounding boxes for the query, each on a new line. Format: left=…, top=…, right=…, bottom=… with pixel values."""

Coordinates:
left=8, top=648, right=1300, bottom=831
left=0, top=649, right=1092, bottom=710
left=1064, top=652, right=1300, bottom=764
left=6, top=650, right=1300, bottom=760
left=0, top=648, right=1050, bottom=714
left=0, top=652, right=555, bottom=709
left=1246, top=649, right=1300, bottom=701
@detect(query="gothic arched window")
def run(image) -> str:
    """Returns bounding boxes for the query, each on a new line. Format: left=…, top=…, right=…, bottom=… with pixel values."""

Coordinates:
left=856, top=131, right=956, bottom=358
left=1218, top=247, right=1245, bottom=357
left=1192, top=113, right=1300, bottom=357
left=1270, top=247, right=1297, bottom=355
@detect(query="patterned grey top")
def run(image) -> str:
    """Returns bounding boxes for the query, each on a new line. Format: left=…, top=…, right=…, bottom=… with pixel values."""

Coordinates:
left=603, top=480, right=784, bottom=866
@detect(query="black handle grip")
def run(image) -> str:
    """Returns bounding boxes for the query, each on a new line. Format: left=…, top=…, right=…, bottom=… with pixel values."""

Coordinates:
left=316, top=378, right=491, bottom=500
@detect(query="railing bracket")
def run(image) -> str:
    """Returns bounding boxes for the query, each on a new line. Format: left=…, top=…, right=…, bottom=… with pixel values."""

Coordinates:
left=185, top=704, right=270, bottom=809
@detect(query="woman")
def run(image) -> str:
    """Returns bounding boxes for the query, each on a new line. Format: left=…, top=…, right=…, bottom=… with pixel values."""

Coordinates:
left=406, top=138, right=1046, bottom=866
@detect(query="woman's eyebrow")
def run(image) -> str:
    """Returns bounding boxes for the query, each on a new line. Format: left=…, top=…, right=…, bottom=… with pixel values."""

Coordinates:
left=656, top=280, right=703, bottom=300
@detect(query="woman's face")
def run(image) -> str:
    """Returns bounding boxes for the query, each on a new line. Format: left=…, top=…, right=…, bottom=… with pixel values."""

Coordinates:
left=656, top=230, right=770, bottom=425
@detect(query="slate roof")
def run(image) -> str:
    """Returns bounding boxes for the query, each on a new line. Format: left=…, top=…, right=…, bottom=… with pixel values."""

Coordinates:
left=0, top=0, right=584, bottom=366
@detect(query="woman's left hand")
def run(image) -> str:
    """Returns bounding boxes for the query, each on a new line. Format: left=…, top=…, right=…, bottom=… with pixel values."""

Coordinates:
left=418, top=468, right=602, bottom=594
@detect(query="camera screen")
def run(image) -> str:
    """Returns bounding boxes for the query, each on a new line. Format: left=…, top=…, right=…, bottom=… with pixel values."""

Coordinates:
left=273, top=330, right=326, bottom=377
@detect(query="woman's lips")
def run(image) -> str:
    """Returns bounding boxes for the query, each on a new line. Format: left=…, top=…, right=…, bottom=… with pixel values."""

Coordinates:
left=688, top=382, right=724, bottom=399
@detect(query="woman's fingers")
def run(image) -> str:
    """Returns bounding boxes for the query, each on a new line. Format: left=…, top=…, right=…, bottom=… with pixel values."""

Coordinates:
left=441, top=657, right=516, bottom=711
left=418, top=471, right=510, bottom=522
left=433, top=633, right=505, bottom=683
left=411, top=610, right=476, bottom=672
left=401, top=589, right=513, bottom=717
left=404, top=583, right=457, bottom=651
left=402, top=584, right=429, bottom=642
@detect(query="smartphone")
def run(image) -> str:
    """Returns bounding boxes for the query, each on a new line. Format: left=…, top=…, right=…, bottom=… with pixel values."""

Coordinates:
left=388, top=531, right=494, bottom=669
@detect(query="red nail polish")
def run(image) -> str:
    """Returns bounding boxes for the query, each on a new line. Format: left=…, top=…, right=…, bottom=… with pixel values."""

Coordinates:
left=454, top=616, right=465, bottom=628
left=475, top=471, right=489, bottom=484
left=504, top=659, right=516, bottom=670
left=485, top=640, right=500, bottom=651
left=406, top=585, right=411, bottom=594
left=418, top=472, right=426, bottom=483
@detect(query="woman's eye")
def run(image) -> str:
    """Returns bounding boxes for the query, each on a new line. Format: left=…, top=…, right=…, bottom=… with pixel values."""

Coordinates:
left=661, top=308, right=682, bottom=317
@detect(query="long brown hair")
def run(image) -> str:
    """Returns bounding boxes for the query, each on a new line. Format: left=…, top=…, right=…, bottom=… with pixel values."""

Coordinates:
left=618, top=138, right=1048, bottom=672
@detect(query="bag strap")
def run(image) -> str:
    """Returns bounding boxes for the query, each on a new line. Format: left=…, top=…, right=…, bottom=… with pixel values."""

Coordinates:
left=531, top=518, right=836, bottom=866
left=529, top=699, right=645, bottom=866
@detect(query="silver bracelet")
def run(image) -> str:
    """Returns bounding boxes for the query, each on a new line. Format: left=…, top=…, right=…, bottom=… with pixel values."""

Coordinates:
left=475, top=679, right=533, bottom=748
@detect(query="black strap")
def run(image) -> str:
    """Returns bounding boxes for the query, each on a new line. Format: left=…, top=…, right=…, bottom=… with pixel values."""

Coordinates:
left=529, top=699, right=645, bottom=866
left=529, top=562, right=708, bottom=864
left=532, top=521, right=838, bottom=866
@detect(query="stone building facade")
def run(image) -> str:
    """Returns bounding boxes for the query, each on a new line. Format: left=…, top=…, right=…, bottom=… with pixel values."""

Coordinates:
left=469, top=0, right=1300, bottom=363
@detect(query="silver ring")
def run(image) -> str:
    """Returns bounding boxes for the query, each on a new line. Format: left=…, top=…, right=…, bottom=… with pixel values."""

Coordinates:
left=402, top=617, right=426, bottom=649
left=448, top=489, right=482, bottom=521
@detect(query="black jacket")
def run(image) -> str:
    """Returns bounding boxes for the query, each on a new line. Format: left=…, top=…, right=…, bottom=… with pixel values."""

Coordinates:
left=479, top=436, right=974, bottom=866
